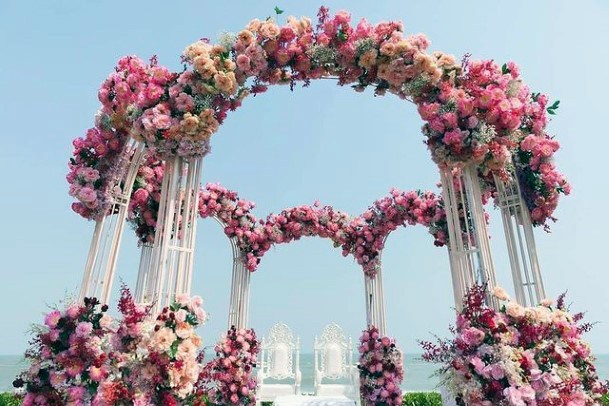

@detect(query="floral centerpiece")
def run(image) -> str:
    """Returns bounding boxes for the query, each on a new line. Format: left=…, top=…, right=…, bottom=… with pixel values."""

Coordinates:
left=420, top=285, right=607, bottom=405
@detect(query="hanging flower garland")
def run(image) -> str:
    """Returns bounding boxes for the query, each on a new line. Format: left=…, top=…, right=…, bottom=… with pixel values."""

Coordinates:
left=67, top=7, right=569, bottom=229
left=126, top=157, right=449, bottom=276
left=344, top=189, right=446, bottom=275
left=419, top=285, right=608, bottom=405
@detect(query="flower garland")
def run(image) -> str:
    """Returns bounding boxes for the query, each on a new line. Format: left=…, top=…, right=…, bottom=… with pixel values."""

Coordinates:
left=197, top=326, right=259, bottom=405
left=68, top=7, right=569, bottom=229
left=358, top=326, right=404, bottom=405
left=127, top=168, right=449, bottom=276
left=344, top=189, right=445, bottom=275
left=420, top=285, right=608, bottom=405
left=199, top=183, right=262, bottom=271
left=15, top=287, right=208, bottom=405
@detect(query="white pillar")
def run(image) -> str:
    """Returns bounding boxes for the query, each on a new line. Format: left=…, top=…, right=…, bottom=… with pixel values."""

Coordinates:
left=145, top=156, right=202, bottom=311
left=135, top=243, right=154, bottom=303
left=364, top=266, right=386, bottom=335
left=79, top=141, right=146, bottom=303
left=494, top=172, right=545, bottom=306
left=440, top=165, right=499, bottom=310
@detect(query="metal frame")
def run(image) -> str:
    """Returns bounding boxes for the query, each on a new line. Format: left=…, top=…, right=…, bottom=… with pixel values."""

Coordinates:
left=79, top=140, right=145, bottom=303
left=439, top=165, right=499, bottom=309
left=494, top=172, right=546, bottom=306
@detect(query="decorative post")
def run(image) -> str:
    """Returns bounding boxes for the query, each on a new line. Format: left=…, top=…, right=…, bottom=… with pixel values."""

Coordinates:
left=79, top=140, right=146, bottom=303
left=364, top=264, right=387, bottom=335
left=494, top=171, right=546, bottom=306
left=440, top=165, right=499, bottom=310
left=228, top=258, right=251, bottom=330
left=143, top=155, right=203, bottom=311
left=134, top=243, right=154, bottom=303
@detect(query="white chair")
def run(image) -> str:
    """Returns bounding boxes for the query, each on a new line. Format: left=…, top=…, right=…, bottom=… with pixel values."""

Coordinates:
left=256, top=323, right=302, bottom=405
left=313, top=323, right=360, bottom=405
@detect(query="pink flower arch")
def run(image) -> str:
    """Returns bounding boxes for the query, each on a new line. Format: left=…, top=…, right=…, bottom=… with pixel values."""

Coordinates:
left=67, top=7, right=569, bottom=230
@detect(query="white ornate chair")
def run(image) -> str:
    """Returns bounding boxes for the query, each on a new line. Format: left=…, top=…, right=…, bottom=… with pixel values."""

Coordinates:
left=313, top=323, right=360, bottom=405
left=256, top=323, right=302, bottom=405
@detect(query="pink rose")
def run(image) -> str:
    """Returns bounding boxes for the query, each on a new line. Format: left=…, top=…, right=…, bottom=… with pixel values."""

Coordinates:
left=44, top=310, right=61, bottom=328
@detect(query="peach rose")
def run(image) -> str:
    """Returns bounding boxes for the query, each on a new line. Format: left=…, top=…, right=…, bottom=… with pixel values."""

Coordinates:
left=181, top=113, right=200, bottom=134
left=237, top=30, right=255, bottom=46
left=259, top=21, right=280, bottom=39
left=176, top=338, right=198, bottom=361
left=151, top=327, right=177, bottom=352
left=505, top=302, right=525, bottom=319
left=246, top=18, right=263, bottom=32
left=213, top=71, right=237, bottom=95
left=493, top=286, right=510, bottom=301
left=358, top=49, right=378, bottom=69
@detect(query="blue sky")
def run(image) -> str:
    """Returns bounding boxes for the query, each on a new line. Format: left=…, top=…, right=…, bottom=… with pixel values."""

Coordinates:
left=1, top=0, right=609, bottom=359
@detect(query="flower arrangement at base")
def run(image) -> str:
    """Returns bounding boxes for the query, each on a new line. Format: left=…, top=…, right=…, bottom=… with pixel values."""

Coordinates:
left=196, top=326, right=259, bottom=405
left=112, top=291, right=208, bottom=404
left=358, top=325, right=404, bottom=405
left=419, top=285, right=608, bottom=405
left=14, top=286, right=209, bottom=405
left=14, top=297, right=113, bottom=405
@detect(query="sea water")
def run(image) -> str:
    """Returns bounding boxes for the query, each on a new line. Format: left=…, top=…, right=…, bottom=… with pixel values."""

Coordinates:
left=2, top=354, right=609, bottom=393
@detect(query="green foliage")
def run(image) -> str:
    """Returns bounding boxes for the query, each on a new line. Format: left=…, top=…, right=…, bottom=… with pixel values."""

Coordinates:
left=601, top=393, right=609, bottom=405
left=0, top=393, right=20, bottom=406
left=547, top=99, right=560, bottom=115
left=274, top=6, right=284, bottom=15
left=402, top=392, right=442, bottom=406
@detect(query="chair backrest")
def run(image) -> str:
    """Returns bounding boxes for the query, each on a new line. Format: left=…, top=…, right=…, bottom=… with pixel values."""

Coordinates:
left=314, top=323, right=353, bottom=381
left=260, top=323, right=299, bottom=380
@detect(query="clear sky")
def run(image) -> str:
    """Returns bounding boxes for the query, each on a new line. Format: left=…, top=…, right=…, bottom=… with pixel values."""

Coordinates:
left=1, top=0, right=609, bottom=358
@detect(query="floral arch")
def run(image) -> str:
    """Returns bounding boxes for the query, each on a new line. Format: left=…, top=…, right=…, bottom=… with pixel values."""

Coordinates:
left=67, top=7, right=568, bottom=334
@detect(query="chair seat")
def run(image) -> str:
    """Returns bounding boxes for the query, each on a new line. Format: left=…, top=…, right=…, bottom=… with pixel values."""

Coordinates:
left=258, top=384, right=297, bottom=400
left=273, top=395, right=355, bottom=405
left=315, top=384, right=354, bottom=397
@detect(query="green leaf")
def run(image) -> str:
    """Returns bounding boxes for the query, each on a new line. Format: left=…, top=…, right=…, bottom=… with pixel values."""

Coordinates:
left=274, top=6, right=284, bottom=15
left=169, top=340, right=179, bottom=358
left=501, top=63, right=510, bottom=75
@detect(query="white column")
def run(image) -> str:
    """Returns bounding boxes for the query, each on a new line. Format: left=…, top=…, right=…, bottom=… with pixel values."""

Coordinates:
left=146, top=156, right=202, bottom=311
left=440, top=165, right=499, bottom=310
left=364, top=266, right=386, bottom=335
left=494, top=172, right=545, bottom=306
left=79, top=141, right=146, bottom=303
left=135, top=243, right=154, bottom=303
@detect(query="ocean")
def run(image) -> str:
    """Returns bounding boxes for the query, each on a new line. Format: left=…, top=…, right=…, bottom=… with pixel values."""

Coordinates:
left=2, top=354, right=609, bottom=394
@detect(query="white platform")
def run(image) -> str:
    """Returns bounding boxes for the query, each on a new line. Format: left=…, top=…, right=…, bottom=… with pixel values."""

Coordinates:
left=272, top=395, right=355, bottom=405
